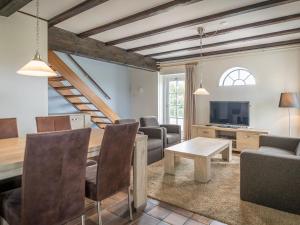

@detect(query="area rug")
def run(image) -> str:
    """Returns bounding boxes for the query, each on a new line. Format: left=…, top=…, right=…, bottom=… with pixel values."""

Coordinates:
left=147, top=155, right=300, bottom=225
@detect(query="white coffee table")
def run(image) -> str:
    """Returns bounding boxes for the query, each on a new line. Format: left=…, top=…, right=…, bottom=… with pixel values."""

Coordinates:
left=164, top=137, right=232, bottom=183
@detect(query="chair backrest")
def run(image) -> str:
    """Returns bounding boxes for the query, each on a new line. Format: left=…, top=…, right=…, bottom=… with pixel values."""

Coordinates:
left=0, top=118, right=18, bottom=139
left=140, top=116, right=159, bottom=127
left=115, top=119, right=137, bottom=124
left=36, top=116, right=71, bottom=132
left=96, top=123, right=139, bottom=201
left=21, top=128, right=91, bottom=225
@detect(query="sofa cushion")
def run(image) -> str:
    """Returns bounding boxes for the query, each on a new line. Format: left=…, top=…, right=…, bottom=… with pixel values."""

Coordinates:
left=167, top=133, right=180, bottom=145
left=296, top=142, right=300, bottom=156
left=148, top=139, right=162, bottom=151
left=259, top=146, right=295, bottom=156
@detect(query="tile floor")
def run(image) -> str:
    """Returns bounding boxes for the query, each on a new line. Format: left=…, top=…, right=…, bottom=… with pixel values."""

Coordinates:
left=70, top=191, right=227, bottom=225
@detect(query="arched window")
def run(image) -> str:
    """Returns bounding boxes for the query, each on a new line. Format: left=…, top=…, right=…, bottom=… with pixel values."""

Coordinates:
left=219, top=67, right=255, bottom=86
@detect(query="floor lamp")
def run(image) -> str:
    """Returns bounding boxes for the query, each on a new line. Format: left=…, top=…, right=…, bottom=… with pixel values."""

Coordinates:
left=279, top=92, right=300, bottom=136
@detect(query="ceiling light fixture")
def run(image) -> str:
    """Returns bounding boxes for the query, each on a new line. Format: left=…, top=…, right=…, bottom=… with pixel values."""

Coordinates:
left=17, top=0, right=57, bottom=77
left=193, top=27, right=209, bottom=95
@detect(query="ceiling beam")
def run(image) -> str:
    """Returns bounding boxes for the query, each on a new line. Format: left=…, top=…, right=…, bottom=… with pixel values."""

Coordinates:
left=107, top=0, right=297, bottom=46
left=48, top=0, right=110, bottom=27
left=78, top=0, right=203, bottom=38
left=0, top=0, right=32, bottom=16
left=128, top=13, right=300, bottom=52
left=146, top=28, right=300, bottom=57
left=48, top=27, right=157, bottom=71
left=157, top=39, right=300, bottom=62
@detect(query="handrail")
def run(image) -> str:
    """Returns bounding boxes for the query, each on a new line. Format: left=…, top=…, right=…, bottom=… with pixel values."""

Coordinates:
left=49, top=50, right=119, bottom=123
left=67, top=54, right=111, bottom=100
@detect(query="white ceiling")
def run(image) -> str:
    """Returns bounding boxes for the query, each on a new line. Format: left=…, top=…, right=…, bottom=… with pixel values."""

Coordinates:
left=20, top=0, right=300, bottom=61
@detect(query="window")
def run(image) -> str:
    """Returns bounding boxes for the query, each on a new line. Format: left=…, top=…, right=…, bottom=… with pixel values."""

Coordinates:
left=168, top=78, right=184, bottom=129
left=161, top=74, right=185, bottom=134
left=219, top=67, right=255, bottom=86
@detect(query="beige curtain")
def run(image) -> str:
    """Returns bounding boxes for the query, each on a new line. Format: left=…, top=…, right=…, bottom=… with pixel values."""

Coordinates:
left=184, top=63, right=197, bottom=140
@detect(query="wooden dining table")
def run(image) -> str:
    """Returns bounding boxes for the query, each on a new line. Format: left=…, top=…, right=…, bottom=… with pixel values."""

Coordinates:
left=0, top=128, right=148, bottom=210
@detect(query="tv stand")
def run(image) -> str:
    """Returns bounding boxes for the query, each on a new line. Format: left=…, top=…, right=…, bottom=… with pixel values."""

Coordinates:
left=192, top=124, right=268, bottom=152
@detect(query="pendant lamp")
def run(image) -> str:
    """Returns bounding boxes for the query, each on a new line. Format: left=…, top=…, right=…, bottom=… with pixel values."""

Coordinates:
left=17, top=0, right=56, bottom=77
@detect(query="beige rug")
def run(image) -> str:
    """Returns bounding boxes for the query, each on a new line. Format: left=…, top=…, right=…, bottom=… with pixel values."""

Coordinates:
left=147, top=155, right=300, bottom=225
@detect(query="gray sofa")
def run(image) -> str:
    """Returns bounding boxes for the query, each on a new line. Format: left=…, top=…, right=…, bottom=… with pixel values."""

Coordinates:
left=115, top=119, right=164, bottom=165
left=240, top=135, right=300, bottom=214
left=139, top=127, right=164, bottom=165
left=140, top=116, right=181, bottom=148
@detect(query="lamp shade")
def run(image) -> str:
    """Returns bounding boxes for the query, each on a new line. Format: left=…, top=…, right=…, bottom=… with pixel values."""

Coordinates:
left=193, top=83, right=210, bottom=95
left=279, top=92, right=300, bottom=108
left=193, top=87, right=210, bottom=95
left=17, top=52, right=57, bottom=77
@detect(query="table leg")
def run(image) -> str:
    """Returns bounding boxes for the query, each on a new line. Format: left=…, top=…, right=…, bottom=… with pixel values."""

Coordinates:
left=133, top=137, right=148, bottom=210
left=194, top=157, right=211, bottom=183
left=164, top=151, right=175, bottom=175
left=222, top=143, right=232, bottom=162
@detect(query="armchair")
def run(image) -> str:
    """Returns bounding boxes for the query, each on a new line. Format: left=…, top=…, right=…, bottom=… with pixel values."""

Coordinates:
left=140, top=116, right=181, bottom=148
left=240, top=135, right=300, bottom=214
left=115, top=118, right=164, bottom=165
left=138, top=127, right=164, bottom=165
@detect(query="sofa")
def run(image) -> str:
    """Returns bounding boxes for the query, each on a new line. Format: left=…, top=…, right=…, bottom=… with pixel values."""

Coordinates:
left=240, top=135, right=300, bottom=214
left=115, top=119, right=164, bottom=165
left=140, top=116, right=181, bottom=148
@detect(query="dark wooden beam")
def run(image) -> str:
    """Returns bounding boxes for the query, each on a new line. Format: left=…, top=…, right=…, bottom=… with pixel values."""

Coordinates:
left=107, top=0, right=297, bottom=45
left=17, top=10, right=48, bottom=21
left=48, top=27, right=158, bottom=71
left=78, top=0, right=202, bottom=38
left=128, top=13, right=300, bottom=52
left=147, top=28, right=300, bottom=57
left=0, top=0, right=32, bottom=16
left=48, top=0, right=110, bottom=27
left=0, top=0, right=11, bottom=9
left=157, top=39, right=300, bottom=62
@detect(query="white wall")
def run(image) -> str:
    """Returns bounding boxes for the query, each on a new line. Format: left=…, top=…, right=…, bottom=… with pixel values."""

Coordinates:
left=195, top=47, right=300, bottom=137
left=0, top=13, right=48, bottom=136
left=48, top=53, right=158, bottom=120
left=129, top=67, right=158, bottom=120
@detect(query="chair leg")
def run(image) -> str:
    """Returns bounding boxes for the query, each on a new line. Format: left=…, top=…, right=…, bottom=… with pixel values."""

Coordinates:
left=81, top=214, right=85, bottom=225
left=97, top=201, right=103, bottom=225
left=128, top=187, right=133, bottom=221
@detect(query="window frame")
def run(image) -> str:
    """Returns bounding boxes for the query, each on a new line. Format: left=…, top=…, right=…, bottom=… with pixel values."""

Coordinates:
left=219, top=67, right=255, bottom=87
left=162, top=74, right=185, bottom=132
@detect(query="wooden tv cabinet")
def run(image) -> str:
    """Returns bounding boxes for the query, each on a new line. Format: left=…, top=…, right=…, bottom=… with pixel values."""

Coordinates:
left=191, top=124, right=268, bottom=152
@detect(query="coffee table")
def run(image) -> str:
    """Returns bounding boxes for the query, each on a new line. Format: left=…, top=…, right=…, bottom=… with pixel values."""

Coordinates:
left=164, top=137, right=232, bottom=183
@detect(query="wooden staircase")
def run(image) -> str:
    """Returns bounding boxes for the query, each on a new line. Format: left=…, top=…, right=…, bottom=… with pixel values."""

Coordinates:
left=48, top=51, right=119, bottom=128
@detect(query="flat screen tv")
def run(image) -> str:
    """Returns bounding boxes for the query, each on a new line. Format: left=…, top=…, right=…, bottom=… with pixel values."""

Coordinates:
left=210, top=101, right=249, bottom=126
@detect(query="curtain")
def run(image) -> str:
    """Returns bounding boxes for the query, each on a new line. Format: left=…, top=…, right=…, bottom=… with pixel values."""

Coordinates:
left=184, top=63, right=197, bottom=140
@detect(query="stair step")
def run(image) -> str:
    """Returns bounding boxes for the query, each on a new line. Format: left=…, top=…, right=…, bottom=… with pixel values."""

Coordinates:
left=80, top=109, right=100, bottom=112
left=64, top=94, right=84, bottom=98
left=91, top=116, right=108, bottom=119
left=48, top=76, right=65, bottom=82
left=72, top=102, right=92, bottom=105
left=54, top=86, right=75, bottom=90
left=95, top=122, right=112, bottom=125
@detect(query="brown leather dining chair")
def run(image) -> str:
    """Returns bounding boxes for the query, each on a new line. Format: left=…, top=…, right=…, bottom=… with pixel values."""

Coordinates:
left=0, top=128, right=91, bottom=225
left=36, top=115, right=71, bottom=132
left=0, top=118, right=18, bottom=139
left=36, top=115, right=97, bottom=167
left=85, top=122, right=139, bottom=225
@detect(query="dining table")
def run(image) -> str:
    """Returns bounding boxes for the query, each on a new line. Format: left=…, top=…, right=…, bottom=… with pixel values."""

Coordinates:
left=0, top=128, right=148, bottom=210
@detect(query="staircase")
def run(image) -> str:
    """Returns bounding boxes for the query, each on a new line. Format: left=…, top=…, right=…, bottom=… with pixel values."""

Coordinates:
left=48, top=51, right=119, bottom=128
